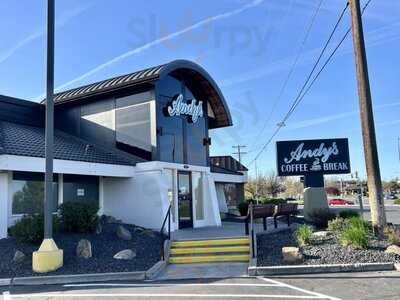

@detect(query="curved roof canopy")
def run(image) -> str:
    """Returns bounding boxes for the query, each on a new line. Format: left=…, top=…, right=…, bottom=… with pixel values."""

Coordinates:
left=51, top=60, right=232, bottom=129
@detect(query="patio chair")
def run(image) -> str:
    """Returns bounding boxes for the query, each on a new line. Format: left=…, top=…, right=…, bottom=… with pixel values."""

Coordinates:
left=273, top=203, right=298, bottom=228
left=245, top=204, right=275, bottom=235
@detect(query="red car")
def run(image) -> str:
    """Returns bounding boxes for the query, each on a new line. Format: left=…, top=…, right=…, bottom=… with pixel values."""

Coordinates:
left=328, top=198, right=354, bottom=206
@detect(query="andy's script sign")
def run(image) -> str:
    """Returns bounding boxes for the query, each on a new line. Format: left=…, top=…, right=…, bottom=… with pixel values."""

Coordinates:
left=276, top=138, right=351, bottom=176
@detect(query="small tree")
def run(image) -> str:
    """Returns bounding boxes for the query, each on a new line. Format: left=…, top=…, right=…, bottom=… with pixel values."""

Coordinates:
left=325, top=186, right=340, bottom=196
left=264, top=171, right=286, bottom=198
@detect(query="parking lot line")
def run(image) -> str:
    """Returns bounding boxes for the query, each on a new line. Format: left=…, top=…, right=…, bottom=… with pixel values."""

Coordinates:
left=5, top=293, right=328, bottom=299
left=63, top=282, right=283, bottom=288
left=258, top=277, right=341, bottom=300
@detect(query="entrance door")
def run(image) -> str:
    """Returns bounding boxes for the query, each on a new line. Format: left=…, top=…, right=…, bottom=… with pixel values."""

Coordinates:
left=178, top=171, right=193, bottom=228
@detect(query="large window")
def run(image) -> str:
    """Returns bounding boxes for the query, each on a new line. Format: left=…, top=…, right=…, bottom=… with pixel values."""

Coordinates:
left=116, top=101, right=153, bottom=152
left=63, top=174, right=99, bottom=205
left=12, top=172, right=58, bottom=215
left=192, top=172, right=204, bottom=220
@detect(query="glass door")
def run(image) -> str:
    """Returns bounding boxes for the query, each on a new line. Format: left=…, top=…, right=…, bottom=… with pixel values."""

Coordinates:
left=178, top=171, right=193, bottom=228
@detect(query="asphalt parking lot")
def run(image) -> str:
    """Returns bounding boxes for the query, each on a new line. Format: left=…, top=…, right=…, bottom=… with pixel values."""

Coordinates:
left=0, top=276, right=341, bottom=300
left=2, top=271, right=400, bottom=300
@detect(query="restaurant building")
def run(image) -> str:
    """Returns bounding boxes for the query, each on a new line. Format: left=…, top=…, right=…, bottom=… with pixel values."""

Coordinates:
left=0, top=60, right=247, bottom=238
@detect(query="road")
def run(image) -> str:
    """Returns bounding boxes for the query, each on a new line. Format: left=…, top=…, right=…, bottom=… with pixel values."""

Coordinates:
left=1, top=271, right=400, bottom=300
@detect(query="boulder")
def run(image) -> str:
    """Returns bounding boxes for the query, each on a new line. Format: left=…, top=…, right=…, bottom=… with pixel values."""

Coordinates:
left=282, top=247, right=303, bottom=265
left=113, top=249, right=136, bottom=260
left=312, top=231, right=331, bottom=239
left=76, top=239, right=92, bottom=259
left=100, top=215, right=120, bottom=224
left=134, top=227, right=145, bottom=233
left=95, top=222, right=102, bottom=235
left=117, top=225, right=132, bottom=240
left=142, top=229, right=156, bottom=238
left=13, top=250, right=25, bottom=263
left=385, top=245, right=400, bottom=256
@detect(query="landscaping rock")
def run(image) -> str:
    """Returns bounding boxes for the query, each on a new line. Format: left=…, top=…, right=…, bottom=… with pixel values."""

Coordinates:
left=95, top=223, right=102, bottom=235
left=282, top=247, right=303, bottom=265
left=385, top=245, right=400, bottom=256
left=12, top=250, right=25, bottom=264
left=142, top=229, right=156, bottom=238
left=312, top=231, right=331, bottom=239
left=113, top=249, right=136, bottom=260
left=117, top=225, right=132, bottom=240
left=100, top=215, right=120, bottom=224
left=258, top=228, right=400, bottom=267
left=76, top=239, right=92, bottom=259
left=134, top=227, right=145, bottom=233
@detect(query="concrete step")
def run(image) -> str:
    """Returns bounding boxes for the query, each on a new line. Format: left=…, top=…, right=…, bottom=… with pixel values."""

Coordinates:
left=170, top=245, right=250, bottom=255
left=171, top=238, right=249, bottom=248
left=169, top=254, right=250, bottom=264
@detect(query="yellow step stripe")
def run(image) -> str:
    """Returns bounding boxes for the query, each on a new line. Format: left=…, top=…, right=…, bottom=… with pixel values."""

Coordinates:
left=172, top=238, right=249, bottom=248
left=169, top=254, right=250, bottom=264
left=170, top=246, right=250, bottom=255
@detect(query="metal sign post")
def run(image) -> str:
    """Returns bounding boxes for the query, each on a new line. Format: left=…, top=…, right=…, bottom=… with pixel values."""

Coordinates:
left=32, top=0, right=63, bottom=273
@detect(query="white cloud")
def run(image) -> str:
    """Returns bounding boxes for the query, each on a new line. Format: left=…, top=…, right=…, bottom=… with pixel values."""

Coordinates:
left=283, top=101, right=400, bottom=130
left=49, top=0, right=266, bottom=95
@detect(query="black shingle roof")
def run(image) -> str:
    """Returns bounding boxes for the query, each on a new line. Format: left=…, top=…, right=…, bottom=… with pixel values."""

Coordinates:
left=210, top=164, right=244, bottom=176
left=52, top=64, right=164, bottom=104
left=0, top=121, right=141, bottom=166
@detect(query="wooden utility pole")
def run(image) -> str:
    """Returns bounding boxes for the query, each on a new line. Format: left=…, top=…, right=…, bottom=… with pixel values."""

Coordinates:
left=349, top=0, right=386, bottom=233
left=232, top=145, right=247, bottom=164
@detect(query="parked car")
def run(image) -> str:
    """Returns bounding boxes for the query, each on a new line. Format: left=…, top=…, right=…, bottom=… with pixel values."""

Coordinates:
left=328, top=198, right=354, bottom=206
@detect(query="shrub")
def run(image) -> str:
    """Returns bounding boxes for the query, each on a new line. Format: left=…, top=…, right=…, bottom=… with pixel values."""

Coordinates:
left=308, top=208, right=336, bottom=229
left=295, top=224, right=313, bottom=247
left=340, top=217, right=370, bottom=249
left=339, top=209, right=360, bottom=219
left=237, top=202, right=249, bottom=216
left=384, top=226, right=400, bottom=246
left=260, top=198, right=287, bottom=205
left=59, top=201, right=99, bottom=233
left=9, top=214, right=60, bottom=244
left=327, top=217, right=349, bottom=234
left=394, top=199, right=400, bottom=205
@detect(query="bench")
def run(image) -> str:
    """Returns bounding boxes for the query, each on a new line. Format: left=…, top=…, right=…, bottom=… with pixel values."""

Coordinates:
left=245, top=204, right=275, bottom=235
left=273, top=203, right=298, bottom=228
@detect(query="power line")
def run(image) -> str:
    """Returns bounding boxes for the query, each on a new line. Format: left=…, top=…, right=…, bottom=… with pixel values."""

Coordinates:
left=246, top=0, right=373, bottom=167
left=249, top=0, right=325, bottom=151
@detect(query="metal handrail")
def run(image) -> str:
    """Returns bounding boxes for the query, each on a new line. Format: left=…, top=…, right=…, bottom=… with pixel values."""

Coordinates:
left=249, top=203, right=257, bottom=259
left=160, top=204, right=171, bottom=260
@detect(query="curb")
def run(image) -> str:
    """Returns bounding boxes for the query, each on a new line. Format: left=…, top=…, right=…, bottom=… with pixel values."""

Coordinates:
left=145, top=260, right=167, bottom=280
left=0, top=259, right=168, bottom=286
left=249, top=262, right=395, bottom=276
left=11, top=271, right=146, bottom=286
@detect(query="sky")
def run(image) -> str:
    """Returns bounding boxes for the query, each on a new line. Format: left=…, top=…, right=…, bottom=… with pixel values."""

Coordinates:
left=0, top=0, right=399, bottom=180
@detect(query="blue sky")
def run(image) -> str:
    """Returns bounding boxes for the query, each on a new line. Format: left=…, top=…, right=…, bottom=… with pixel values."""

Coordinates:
left=0, top=0, right=399, bottom=180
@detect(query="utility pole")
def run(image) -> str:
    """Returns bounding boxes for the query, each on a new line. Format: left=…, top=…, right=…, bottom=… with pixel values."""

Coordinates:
left=349, top=0, right=386, bottom=233
left=232, top=145, right=247, bottom=164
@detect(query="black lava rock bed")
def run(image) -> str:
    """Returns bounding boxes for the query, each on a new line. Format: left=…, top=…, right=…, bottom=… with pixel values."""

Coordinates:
left=0, top=223, right=163, bottom=279
left=257, top=229, right=400, bottom=266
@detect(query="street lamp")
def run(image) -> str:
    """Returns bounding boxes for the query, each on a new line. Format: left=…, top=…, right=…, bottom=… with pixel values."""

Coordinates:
left=32, top=0, right=63, bottom=273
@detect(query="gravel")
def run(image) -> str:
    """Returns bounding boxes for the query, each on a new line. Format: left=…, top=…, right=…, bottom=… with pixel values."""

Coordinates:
left=257, top=229, right=400, bottom=266
left=0, top=223, right=163, bottom=279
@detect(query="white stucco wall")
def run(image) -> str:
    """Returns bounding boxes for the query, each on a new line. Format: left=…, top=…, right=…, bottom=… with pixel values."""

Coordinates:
left=215, top=183, right=228, bottom=213
left=102, top=161, right=222, bottom=231
left=102, top=170, right=170, bottom=230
